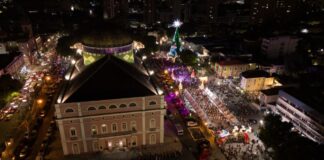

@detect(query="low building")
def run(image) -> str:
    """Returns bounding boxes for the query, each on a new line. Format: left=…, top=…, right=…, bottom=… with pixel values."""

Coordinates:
left=212, top=59, right=256, bottom=78
left=261, top=36, right=299, bottom=59
left=259, top=87, right=289, bottom=107
left=0, top=52, right=25, bottom=78
left=55, top=55, right=166, bottom=155
left=273, top=88, right=324, bottom=143
left=258, top=63, right=285, bottom=75
left=240, top=70, right=274, bottom=92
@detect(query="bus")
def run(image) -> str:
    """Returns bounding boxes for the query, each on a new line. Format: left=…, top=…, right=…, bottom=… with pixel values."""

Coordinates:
left=175, top=123, right=184, bottom=136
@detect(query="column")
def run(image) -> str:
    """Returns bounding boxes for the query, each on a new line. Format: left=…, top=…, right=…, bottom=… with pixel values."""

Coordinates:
left=142, top=112, right=146, bottom=145
left=79, top=119, right=88, bottom=152
left=160, top=111, right=164, bottom=143
left=57, top=120, right=68, bottom=155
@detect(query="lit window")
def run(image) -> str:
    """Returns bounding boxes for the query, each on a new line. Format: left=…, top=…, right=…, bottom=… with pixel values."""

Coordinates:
left=101, top=124, right=107, bottom=134
left=91, top=125, right=97, bottom=135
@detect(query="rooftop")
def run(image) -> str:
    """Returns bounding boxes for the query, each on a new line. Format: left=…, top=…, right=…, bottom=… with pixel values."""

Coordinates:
left=61, top=55, right=158, bottom=103
left=0, top=52, right=21, bottom=69
left=281, top=87, right=324, bottom=116
left=261, top=87, right=289, bottom=96
left=241, top=70, right=270, bottom=78
left=81, top=26, right=132, bottom=48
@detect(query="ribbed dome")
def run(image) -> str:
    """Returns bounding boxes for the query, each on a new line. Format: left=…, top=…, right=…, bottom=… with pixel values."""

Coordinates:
left=82, top=27, right=132, bottom=48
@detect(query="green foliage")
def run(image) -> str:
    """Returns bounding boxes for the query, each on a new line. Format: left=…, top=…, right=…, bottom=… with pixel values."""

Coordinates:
left=132, top=35, right=158, bottom=54
left=0, top=75, right=23, bottom=108
left=56, top=36, right=77, bottom=57
left=178, top=49, right=198, bottom=66
left=259, top=114, right=323, bottom=160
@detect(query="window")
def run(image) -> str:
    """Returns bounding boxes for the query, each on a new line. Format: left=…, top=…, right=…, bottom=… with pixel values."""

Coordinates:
left=150, top=119, right=156, bottom=129
left=131, top=136, right=137, bottom=146
left=112, top=123, right=117, bottom=132
left=131, top=121, right=137, bottom=131
left=65, top=108, right=74, bottom=113
left=122, top=122, right=127, bottom=131
left=119, top=104, right=127, bottom=108
left=101, top=124, right=107, bottom=134
left=149, top=101, right=157, bottom=105
left=72, top=143, right=80, bottom=154
left=98, top=106, right=106, bottom=110
left=92, top=141, right=99, bottom=152
left=70, top=128, right=77, bottom=137
left=91, top=125, right=97, bottom=135
left=149, top=134, right=156, bottom=144
left=129, top=103, right=137, bottom=107
left=109, top=105, right=117, bottom=109
left=88, top=107, right=96, bottom=111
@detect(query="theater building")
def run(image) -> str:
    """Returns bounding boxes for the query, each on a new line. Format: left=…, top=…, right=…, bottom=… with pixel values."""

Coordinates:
left=55, top=55, right=166, bottom=155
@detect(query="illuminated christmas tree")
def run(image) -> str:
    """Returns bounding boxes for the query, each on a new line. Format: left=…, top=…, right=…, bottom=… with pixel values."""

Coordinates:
left=169, top=20, right=182, bottom=57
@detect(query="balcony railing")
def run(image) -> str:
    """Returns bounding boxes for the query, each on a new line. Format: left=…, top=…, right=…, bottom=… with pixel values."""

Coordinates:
left=70, top=136, right=78, bottom=140
left=148, top=128, right=157, bottom=132
left=92, top=128, right=137, bottom=138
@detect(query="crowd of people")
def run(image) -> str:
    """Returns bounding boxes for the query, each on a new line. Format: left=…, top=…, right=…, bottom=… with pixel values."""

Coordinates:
left=206, top=77, right=258, bottom=119
left=220, top=139, right=265, bottom=160
left=184, top=87, right=233, bottom=129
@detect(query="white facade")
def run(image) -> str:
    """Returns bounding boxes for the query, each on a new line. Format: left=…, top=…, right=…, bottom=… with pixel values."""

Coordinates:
left=273, top=90, right=324, bottom=143
left=240, top=76, right=274, bottom=92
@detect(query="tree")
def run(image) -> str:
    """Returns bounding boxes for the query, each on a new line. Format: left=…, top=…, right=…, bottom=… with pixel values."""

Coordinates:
left=259, top=114, right=324, bottom=160
left=178, top=49, right=198, bottom=66
left=0, top=75, right=23, bottom=108
left=56, top=36, right=77, bottom=57
left=132, top=35, right=158, bottom=54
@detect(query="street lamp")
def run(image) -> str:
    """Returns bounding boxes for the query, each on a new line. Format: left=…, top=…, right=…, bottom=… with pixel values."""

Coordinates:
left=37, top=99, right=43, bottom=105
left=76, top=49, right=82, bottom=55
left=45, top=76, right=51, bottom=82
left=259, top=120, right=264, bottom=126
left=149, top=70, right=154, bottom=75
left=71, top=59, right=76, bottom=65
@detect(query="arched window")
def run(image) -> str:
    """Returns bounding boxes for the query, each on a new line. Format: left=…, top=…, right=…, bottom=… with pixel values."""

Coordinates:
left=119, top=104, right=127, bottom=108
left=65, top=108, right=74, bottom=113
left=101, top=124, right=107, bottom=134
left=149, top=101, right=157, bottom=105
left=98, top=106, right=106, bottom=110
left=129, top=103, right=137, bottom=107
left=88, top=107, right=96, bottom=111
left=109, top=105, right=117, bottom=109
